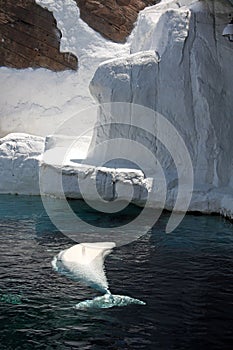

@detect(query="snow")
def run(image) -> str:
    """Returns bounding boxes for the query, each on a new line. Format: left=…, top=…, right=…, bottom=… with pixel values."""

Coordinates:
left=0, top=133, right=44, bottom=195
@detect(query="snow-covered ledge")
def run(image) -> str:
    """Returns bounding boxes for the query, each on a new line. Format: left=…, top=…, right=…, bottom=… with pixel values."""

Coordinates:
left=0, top=130, right=232, bottom=220
left=40, top=134, right=152, bottom=205
left=0, top=133, right=44, bottom=195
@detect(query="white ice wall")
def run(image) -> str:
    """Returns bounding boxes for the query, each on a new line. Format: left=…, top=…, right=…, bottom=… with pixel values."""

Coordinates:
left=0, top=133, right=44, bottom=195
left=89, top=0, right=233, bottom=216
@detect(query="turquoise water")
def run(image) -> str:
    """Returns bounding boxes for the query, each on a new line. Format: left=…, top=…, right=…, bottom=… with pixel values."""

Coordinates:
left=0, top=195, right=233, bottom=349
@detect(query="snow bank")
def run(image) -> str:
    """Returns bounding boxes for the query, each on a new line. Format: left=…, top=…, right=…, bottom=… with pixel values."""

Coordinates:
left=0, top=133, right=44, bottom=195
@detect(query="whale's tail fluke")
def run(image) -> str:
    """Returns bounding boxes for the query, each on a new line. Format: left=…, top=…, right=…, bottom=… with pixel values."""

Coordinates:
left=75, top=293, right=146, bottom=310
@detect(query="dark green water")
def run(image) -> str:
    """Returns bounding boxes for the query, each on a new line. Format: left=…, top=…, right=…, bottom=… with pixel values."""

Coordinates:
left=0, top=195, right=233, bottom=349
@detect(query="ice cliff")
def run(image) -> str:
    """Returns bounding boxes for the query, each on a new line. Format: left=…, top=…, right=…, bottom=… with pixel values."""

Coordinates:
left=87, top=0, right=233, bottom=218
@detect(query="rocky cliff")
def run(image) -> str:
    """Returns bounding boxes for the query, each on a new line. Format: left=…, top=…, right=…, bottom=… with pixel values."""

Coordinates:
left=0, top=0, right=77, bottom=70
left=75, top=0, right=160, bottom=42
left=0, top=0, right=159, bottom=71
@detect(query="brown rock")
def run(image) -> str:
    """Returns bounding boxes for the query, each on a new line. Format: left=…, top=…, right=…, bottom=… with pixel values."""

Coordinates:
left=75, top=0, right=160, bottom=43
left=0, top=0, right=78, bottom=71
left=116, top=0, right=131, bottom=6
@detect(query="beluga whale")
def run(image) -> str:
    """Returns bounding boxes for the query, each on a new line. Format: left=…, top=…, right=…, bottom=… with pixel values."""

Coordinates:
left=52, top=242, right=116, bottom=294
left=52, top=242, right=146, bottom=309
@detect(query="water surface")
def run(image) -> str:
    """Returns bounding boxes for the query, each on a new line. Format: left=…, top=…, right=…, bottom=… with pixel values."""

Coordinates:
left=0, top=195, right=233, bottom=349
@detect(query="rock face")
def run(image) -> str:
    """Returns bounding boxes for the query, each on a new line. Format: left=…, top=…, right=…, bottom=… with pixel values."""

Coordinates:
left=0, top=0, right=160, bottom=70
left=0, top=133, right=44, bottom=194
left=0, top=0, right=77, bottom=70
left=75, top=0, right=160, bottom=42
left=89, top=0, right=233, bottom=218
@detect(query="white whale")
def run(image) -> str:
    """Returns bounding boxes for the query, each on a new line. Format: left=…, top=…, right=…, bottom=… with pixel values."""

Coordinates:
left=52, top=242, right=116, bottom=293
left=52, top=241, right=146, bottom=309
